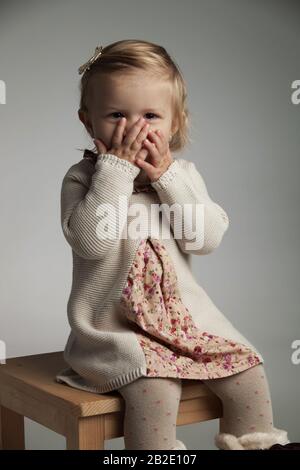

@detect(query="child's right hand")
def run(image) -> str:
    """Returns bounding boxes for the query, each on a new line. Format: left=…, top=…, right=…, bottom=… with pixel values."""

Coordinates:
left=93, top=117, right=150, bottom=167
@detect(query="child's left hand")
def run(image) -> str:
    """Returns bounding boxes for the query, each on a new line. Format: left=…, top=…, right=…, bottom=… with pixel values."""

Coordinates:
left=135, top=129, right=174, bottom=183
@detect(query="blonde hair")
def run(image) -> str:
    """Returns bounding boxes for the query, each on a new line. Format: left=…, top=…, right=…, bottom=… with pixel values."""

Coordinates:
left=77, top=39, right=191, bottom=154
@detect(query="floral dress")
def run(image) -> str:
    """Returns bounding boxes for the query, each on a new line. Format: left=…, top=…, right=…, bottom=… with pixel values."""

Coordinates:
left=84, top=149, right=263, bottom=381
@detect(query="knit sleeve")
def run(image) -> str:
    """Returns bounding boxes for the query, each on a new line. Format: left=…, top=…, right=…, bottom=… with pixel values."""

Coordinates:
left=150, top=159, right=230, bottom=255
left=60, top=153, right=141, bottom=259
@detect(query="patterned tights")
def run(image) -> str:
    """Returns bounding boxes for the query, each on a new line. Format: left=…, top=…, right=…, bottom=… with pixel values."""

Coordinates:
left=117, top=363, right=274, bottom=450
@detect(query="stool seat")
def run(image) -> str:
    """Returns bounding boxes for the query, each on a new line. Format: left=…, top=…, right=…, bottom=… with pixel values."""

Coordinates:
left=0, top=351, right=222, bottom=449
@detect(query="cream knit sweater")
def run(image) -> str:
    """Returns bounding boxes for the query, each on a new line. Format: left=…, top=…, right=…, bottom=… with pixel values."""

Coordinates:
left=56, top=153, right=263, bottom=394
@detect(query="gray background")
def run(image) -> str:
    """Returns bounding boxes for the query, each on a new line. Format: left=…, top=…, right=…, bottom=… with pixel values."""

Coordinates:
left=0, top=0, right=299, bottom=450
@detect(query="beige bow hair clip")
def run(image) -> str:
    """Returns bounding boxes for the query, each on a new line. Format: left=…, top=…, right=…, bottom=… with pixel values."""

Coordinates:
left=78, top=46, right=104, bottom=75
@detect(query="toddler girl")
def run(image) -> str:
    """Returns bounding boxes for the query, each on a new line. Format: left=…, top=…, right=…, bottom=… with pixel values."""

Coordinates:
left=56, top=39, right=291, bottom=450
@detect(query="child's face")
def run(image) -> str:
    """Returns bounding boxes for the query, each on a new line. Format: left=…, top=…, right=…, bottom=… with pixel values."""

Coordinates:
left=79, top=70, right=177, bottom=160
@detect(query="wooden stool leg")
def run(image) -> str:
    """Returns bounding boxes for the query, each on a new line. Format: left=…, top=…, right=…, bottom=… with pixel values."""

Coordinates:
left=0, top=405, right=25, bottom=449
left=66, top=415, right=105, bottom=450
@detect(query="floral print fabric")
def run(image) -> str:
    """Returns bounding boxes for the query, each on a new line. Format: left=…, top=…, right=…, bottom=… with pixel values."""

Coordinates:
left=120, top=237, right=262, bottom=380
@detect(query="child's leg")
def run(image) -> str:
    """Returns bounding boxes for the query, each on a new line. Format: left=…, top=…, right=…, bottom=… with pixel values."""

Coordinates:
left=202, top=363, right=274, bottom=436
left=118, top=376, right=182, bottom=450
left=202, top=363, right=290, bottom=449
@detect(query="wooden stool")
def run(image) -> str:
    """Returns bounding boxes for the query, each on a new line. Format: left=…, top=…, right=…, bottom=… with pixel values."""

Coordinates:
left=0, top=351, right=222, bottom=450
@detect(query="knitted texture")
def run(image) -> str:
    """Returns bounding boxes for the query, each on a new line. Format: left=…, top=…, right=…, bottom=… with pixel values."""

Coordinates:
left=56, top=153, right=263, bottom=393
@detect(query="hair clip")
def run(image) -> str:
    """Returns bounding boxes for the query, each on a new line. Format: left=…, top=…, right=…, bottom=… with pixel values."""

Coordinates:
left=78, top=45, right=103, bottom=75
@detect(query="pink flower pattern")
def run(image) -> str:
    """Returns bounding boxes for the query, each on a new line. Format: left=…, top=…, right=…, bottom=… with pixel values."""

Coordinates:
left=120, top=237, right=262, bottom=380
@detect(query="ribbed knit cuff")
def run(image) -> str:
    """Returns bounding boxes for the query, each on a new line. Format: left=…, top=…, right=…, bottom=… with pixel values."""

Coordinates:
left=150, top=159, right=180, bottom=191
left=95, top=153, right=141, bottom=179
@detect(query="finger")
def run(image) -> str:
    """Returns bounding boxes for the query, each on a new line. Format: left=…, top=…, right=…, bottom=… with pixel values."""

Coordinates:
left=145, top=133, right=163, bottom=162
left=124, top=117, right=146, bottom=146
left=135, top=156, right=157, bottom=179
left=135, top=148, right=149, bottom=161
left=143, top=138, right=160, bottom=163
left=155, top=129, right=169, bottom=151
left=111, top=117, right=127, bottom=147
left=135, top=122, right=150, bottom=146
left=147, top=130, right=162, bottom=151
left=154, top=129, right=163, bottom=142
left=93, top=138, right=107, bottom=154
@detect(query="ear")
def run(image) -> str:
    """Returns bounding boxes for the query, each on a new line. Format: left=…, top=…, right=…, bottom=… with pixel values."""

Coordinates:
left=171, top=117, right=179, bottom=137
left=78, top=109, right=94, bottom=137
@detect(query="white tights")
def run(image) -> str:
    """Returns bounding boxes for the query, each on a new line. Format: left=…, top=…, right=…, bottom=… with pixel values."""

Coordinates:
left=118, top=363, right=275, bottom=450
